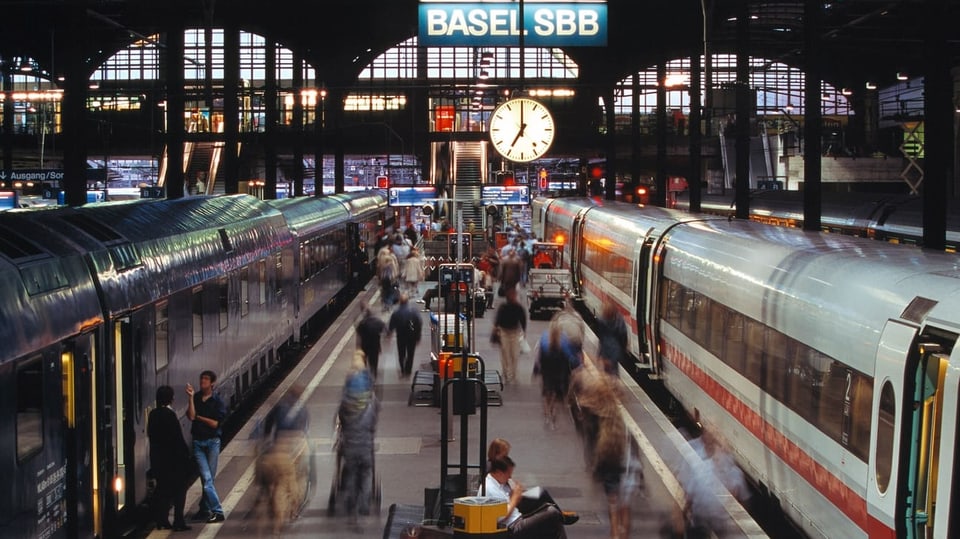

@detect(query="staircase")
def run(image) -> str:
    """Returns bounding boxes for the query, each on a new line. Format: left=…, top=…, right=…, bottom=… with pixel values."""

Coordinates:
left=451, top=141, right=485, bottom=228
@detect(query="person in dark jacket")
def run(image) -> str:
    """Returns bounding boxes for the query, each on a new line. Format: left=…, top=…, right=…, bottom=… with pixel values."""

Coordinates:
left=388, top=293, right=423, bottom=376
left=148, top=385, right=192, bottom=531
left=356, top=303, right=387, bottom=378
left=596, top=299, right=628, bottom=376
left=337, top=351, right=380, bottom=521
left=186, top=370, right=228, bottom=523
left=493, top=287, right=527, bottom=383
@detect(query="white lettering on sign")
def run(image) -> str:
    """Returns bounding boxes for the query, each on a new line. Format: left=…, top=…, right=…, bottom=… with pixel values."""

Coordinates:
left=427, top=8, right=522, bottom=37
left=533, top=8, right=599, bottom=37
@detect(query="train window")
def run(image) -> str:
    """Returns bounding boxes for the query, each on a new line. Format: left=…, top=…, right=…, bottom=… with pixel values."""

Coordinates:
left=680, top=288, right=698, bottom=337
left=191, top=287, right=203, bottom=348
left=764, top=330, right=789, bottom=403
left=723, top=311, right=746, bottom=372
left=155, top=302, right=169, bottom=372
left=218, top=277, right=228, bottom=332
left=693, top=293, right=711, bottom=346
left=240, top=267, right=250, bottom=318
left=661, top=279, right=684, bottom=326
left=0, top=230, right=45, bottom=260
left=875, top=381, right=896, bottom=493
left=788, top=346, right=823, bottom=425
left=275, top=252, right=283, bottom=298
left=108, top=243, right=141, bottom=272
left=258, top=260, right=267, bottom=305
left=16, top=358, right=44, bottom=461
left=847, top=373, right=873, bottom=460
left=707, top=302, right=725, bottom=359
left=818, top=361, right=847, bottom=444
left=742, top=320, right=766, bottom=387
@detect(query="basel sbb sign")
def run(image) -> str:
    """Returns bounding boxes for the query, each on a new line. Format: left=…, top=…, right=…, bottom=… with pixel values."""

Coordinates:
left=419, top=1, right=607, bottom=47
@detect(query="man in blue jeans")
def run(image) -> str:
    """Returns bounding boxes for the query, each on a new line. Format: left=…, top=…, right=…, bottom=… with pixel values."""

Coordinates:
left=186, top=370, right=228, bottom=523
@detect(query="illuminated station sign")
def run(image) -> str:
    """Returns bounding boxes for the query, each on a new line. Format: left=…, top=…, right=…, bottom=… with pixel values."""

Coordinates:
left=419, top=1, right=607, bottom=47
left=481, top=185, right=529, bottom=206
left=388, top=186, right=438, bottom=207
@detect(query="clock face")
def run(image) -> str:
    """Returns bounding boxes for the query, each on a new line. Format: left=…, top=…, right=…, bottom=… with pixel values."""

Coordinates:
left=489, top=97, right=555, bottom=163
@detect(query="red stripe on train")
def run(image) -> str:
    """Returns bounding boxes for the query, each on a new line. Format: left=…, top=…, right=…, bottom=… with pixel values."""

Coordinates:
left=661, top=340, right=882, bottom=534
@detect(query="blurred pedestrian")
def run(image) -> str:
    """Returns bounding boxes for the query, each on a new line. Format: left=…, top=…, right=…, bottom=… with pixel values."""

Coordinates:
left=497, top=249, right=523, bottom=298
left=401, top=248, right=424, bottom=295
left=388, top=293, right=423, bottom=376
left=186, top=370, right=227, bottom=523
left=493, top=287, right=527, bottom=383
left=256, top=383, right=311, bottom=536
left=262, top=383, right=309, bottom=440
left=356, top=303, right=386, bottom=378
left=148, top=385, right=192, bottom=532
left=404, top=222, right=418, bottom=246
left=337, top=351, right=379, bottom=522
left=377, top=246, right=400, bottom=309
left=676, top=428, right=749, bottom=538
left=535, top=321, right=575, bottom=430
left=596, top=299, right=628, bottom=376
left=571, top=368, right=633, bottom=539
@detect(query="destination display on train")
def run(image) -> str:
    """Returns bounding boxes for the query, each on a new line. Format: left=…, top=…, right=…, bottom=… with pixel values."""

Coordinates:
left=388, top=186, right=437, bottom=206
left=481, top=185, right=529, bottom=206
left=419, top=1, right=607, bottom=46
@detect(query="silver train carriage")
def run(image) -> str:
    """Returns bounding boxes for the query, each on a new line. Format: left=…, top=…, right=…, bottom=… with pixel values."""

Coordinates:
left=537, top=195, right=960, bottom=539
left=674, top=190, right=960, bottom=251
left=0, top=191, right=388, bottom=539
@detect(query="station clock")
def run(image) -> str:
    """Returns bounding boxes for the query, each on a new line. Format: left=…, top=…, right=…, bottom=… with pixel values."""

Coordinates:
left=489, top=97, right=555, bottom=163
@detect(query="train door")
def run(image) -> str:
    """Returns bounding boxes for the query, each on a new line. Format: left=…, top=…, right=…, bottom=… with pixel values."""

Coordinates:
left=902, top=332, right=956, bottom=539
left=931, top=334, right=960, bottom=538
left=870, top=319, right=957, bottom=539
left=569, top=209, right=589, bottom=297
left=109, top=317, right=136, bottom=525
left=632, top=234, right=655, bottom=371
left=63, top=334, right=97, bottom=539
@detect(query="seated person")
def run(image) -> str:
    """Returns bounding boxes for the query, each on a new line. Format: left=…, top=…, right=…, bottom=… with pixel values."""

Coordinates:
left=486, top=439, right=578, bottom=522
left=479, top=457, right=570, bottom=539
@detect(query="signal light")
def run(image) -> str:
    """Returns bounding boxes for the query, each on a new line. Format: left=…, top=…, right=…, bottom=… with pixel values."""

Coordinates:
left=538, top=168, right=548, bottom=190
left=553, top=233, right=565, bottom=245
left=377, top=175, right=389, bottom=189
left=636, top=186, right=648, bottom=196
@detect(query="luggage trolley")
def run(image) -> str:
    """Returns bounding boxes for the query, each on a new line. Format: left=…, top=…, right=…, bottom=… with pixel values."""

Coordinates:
left=326, top=415, right=383, bottom=517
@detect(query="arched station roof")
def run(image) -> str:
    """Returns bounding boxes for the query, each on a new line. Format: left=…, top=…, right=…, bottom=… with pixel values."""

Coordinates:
left=1, top=1, right=957, bottom=93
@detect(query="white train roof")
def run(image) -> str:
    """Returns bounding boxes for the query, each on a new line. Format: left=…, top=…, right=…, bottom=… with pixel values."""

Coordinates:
left=662, top=219, right=960, bottom=373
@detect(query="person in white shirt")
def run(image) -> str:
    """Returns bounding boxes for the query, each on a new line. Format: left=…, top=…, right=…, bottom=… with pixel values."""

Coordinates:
left=478, top=456, right=568, bottom=538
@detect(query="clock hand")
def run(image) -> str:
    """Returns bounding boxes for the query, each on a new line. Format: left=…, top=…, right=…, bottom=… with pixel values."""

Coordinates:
left=509, top=123, right=527, bottom=148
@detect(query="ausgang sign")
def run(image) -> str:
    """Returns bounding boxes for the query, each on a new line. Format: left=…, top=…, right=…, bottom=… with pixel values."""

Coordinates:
left=419, top=1, right=607, bottom=47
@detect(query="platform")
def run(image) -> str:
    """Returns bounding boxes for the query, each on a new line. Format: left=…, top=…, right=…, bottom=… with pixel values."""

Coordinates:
left=144, top=280, right=766, bottom=539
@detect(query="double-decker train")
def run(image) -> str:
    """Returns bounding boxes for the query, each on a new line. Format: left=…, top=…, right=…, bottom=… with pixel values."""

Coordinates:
left=533, top=196, right=960, bottom=539
left=0, top=191, right=389, bottom=538
left=674, top=190, right=960, bottom=252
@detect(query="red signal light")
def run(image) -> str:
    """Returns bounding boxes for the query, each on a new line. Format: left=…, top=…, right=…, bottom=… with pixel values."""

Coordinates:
left=377, top=176, right=389, bottom=189
left=538, top=168, right=548, bottom=190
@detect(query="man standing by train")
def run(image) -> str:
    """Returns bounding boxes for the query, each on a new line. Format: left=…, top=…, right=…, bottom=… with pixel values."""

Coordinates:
left=186, top=370, right=228, bottom=524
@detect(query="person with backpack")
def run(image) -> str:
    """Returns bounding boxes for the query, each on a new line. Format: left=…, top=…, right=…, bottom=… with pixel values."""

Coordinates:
left=388, top=293, right=423, bottom=376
